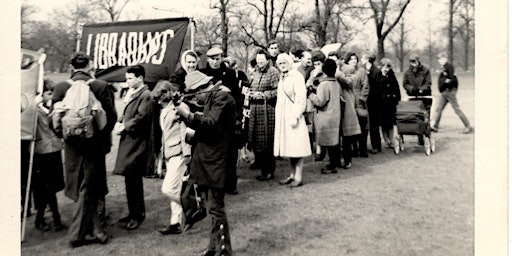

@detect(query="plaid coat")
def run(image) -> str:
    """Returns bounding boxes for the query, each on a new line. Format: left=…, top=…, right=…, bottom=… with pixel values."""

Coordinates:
left=247, top=64, right=280, bottom=152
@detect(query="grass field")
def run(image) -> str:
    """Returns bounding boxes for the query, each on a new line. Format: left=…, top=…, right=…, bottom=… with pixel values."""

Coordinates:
left=21, top=72, right=475, bottom=256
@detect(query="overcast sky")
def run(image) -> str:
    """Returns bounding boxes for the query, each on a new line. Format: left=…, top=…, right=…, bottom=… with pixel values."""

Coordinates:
left=25, top=0, right=448, bottom=50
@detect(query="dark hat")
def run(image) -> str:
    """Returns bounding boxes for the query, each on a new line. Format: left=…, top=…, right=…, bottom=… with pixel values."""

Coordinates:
left=185, top=71, right=213, bottom=91
left=206, top=47, right=223, bottom=57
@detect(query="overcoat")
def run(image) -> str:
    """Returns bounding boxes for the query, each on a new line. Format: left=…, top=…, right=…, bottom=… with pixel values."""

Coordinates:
left=246, top=64, right=279, bottom=152
left=273, top=70, right=311, bottom=157
left=308, top=77, right=341, bottom=146
left=375, top=70, right=401, bottom=128
left=336, top=68, right=361, bottom=137
left=187, top=85, right=237, bottom=191
left=342, top=65, right=369, bottom=129
left=52, top=71, right=117, bottom=202
left=113, top=85, right=154, bottom=176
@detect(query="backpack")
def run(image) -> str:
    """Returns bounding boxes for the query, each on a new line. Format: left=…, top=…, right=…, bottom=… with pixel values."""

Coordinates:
left=52, top=79, right=107, bottom=139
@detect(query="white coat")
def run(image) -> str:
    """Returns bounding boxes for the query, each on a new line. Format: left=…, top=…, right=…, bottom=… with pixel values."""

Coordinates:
left=273, top=70, right=312, bottom=158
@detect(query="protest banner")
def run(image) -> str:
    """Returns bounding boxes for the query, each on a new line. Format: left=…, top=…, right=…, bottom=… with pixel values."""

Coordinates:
left=80, top=17, right=193, bottom=83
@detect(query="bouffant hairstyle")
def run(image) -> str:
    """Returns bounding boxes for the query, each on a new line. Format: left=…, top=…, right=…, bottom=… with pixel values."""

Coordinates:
left=343, top=52, right=358, bottom=65
left=322, top=59, right=337, bottom=77
left=380, top=58, right=393, bottom=68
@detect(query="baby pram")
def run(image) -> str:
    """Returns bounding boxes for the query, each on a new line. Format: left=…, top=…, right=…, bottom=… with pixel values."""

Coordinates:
left=393, top=96, right=435, bottom=155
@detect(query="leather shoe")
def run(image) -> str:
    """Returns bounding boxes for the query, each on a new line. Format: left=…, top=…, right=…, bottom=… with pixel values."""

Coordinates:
left=159, top=223, right=182, bottom=235
left=314, top=153, right=325, bottom=161
left=53, top=223, right=67, bottom=232
left=35, top=221, right=51, bottom=231
left=321, top=166, right=338, bottom=174
left=289, top=180, right=303, bottom=188
left=125, top=219, right=142, bottom=230
left=118, top=215, right=131, bottom=223
left=279, top=177, right=294, bottom=185
left=94, top=232, right=109, bottom=244
left=462, top=126, right=473, bottom=134
left=197, top=248, right=216, bottom=256
left=226, top=189, right=238, bottom=195
left=256, top=173, right=275, bottom=181
left=341, top=162, right=352, bottom=169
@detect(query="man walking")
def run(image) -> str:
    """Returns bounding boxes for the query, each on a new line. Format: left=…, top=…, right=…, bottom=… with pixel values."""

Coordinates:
left=431, top=52, right=473, bottom=134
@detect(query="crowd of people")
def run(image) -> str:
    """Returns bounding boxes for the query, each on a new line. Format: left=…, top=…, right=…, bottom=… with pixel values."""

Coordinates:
left=20, top=39, right=473, bottom=256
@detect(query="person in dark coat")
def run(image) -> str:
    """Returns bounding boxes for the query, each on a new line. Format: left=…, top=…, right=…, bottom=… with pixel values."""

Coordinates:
left=51, top=52, right=117, bottom=247
left=402, top=53, right=432, bottom=145
left=375, top=58, right=401, bottom=148
left=200, top=47, right=242, bottom=194
left=113, top=65, right=154, bottom=230
left=361, top=52, right=382, bottom=154
left=175, top=70, right=236, bottom=256
left=431, top=52, right=473, bottom=134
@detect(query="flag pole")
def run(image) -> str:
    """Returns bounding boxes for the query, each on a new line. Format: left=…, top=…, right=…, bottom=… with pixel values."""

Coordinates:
left=21, top=52, right=46, bottom=242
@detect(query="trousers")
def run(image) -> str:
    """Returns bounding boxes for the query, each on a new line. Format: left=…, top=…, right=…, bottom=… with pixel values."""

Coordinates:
left=162, top=155, right=187, bottom=225
left=205, top=187, right=232, bottom=256
left=124, top=174, right=145, bottom=220
left=433, top=89, right=470, bottom=128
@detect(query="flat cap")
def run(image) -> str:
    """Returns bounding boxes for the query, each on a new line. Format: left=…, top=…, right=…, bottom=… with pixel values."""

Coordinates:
left=206, top=47, right=223, bottom=57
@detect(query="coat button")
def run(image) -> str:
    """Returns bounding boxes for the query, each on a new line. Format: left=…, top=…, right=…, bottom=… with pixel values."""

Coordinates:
left=220, top=224, right=224, bottom=229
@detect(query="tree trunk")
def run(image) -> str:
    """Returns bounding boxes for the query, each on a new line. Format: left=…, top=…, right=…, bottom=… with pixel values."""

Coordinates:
left=377, top=36, right=385, bottom=61
left=448, top=0, right=454, bottom=64
left=220, top=0, right=228, bottom=54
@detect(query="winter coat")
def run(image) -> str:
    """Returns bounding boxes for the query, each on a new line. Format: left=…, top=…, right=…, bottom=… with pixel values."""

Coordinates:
left=403, top=63, right=432, bottom=96
left=376, top=70, right=401, bottom=128
left=247, top=64, right=280, bottom=152
left=341, top=65, right=369, bottom=129
left=274, top=70, right=312, bottom=157
left=51, top=71, right=117, bottom=202
left=113, top=85, right=155, bottom=176
left=336, top=68, right=361, bottom=137
left=308, top=77, right=341, bottom=146
left=438, top=62, right=458, bottom=92
left=186, top=85, right=237, bottom=191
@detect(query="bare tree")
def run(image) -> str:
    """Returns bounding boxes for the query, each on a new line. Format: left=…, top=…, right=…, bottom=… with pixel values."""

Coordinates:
left=195, top=16, right=223, bottom=52
left=454, top=0, right=474, bottom=70
left=244, top=0, right=290, bottom=45
left=94, top=0, right=132, bottom=22
left=21, top=3, right=40, bottom=47
left=210, top=0, right=230, bottom=53
left=389, top=16, right=411, bottom=72
left=367, top=0, right=411, bottom=60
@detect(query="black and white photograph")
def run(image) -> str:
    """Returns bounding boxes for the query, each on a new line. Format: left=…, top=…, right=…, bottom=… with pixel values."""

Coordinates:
left=5, top=0, right=507, bottom=255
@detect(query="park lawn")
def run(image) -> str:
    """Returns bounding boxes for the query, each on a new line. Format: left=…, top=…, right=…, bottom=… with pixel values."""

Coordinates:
left=21, top=72, right=474, bottom=256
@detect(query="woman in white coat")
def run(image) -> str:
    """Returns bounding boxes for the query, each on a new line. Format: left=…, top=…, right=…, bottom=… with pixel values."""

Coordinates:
left=274, top=53, right=312, bottom=187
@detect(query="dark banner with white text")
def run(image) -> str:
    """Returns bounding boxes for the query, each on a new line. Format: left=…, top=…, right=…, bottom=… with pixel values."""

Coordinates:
left=80, top=18, right=191, bottom=83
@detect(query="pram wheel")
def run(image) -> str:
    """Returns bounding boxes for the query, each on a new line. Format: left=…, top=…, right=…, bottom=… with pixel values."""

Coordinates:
left=424, top=135, right=431, bottom=155
left=393, top=136, right=401, bottom=155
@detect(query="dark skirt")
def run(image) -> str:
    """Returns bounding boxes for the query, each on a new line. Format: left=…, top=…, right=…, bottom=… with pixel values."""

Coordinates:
left=381, top=99, right=398, bottom=128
